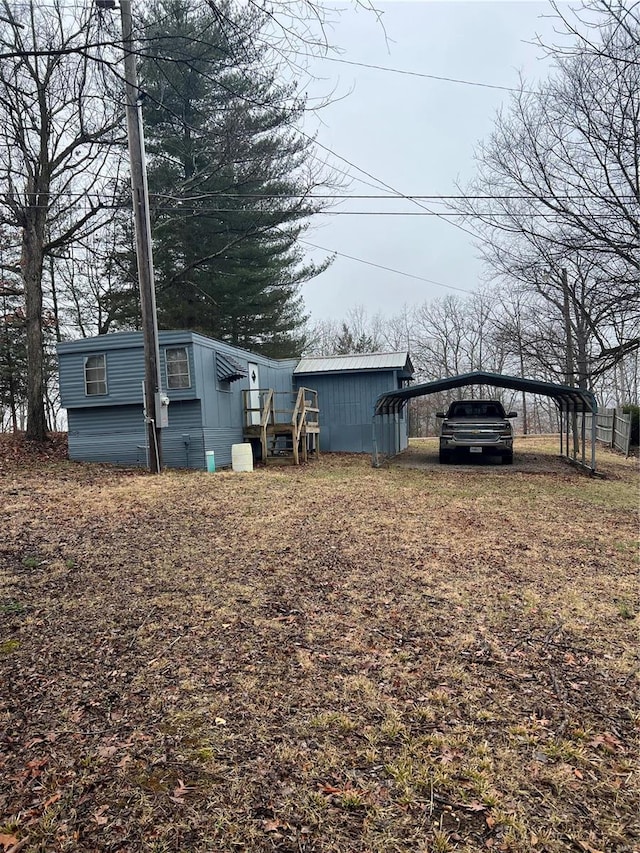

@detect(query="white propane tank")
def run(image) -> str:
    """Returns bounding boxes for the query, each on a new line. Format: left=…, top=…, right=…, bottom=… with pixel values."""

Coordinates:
left=231, top=443, right=254, bottom=472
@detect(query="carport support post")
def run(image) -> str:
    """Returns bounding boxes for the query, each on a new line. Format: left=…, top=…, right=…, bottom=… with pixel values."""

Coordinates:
left=371, top=413, right=379, bottom=467
left=581, top=410, right=586, bottom=467
left=591, top=408, right=597, bottom=472
left=565, top=406, right=570, bottom=461
left=559, top=407, right=563, bottom=457
left=393, top=409, right=400, bottom=453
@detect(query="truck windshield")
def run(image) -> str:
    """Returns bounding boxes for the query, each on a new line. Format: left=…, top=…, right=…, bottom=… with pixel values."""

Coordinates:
left=448, top=402, right=505, bottom=418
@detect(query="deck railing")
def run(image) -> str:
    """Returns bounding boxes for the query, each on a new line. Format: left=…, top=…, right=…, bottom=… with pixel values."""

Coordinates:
left=242, top=387, right=319, bottom=463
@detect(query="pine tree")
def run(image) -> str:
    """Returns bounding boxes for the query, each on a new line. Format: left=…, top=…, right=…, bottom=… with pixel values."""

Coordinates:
left=140, top=0, right=330, bottom=358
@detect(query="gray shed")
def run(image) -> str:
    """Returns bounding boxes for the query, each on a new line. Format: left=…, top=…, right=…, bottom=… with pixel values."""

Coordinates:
left=294, top=352, right=414, bottom=453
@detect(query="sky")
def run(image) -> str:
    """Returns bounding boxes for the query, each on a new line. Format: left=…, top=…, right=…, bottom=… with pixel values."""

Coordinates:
left=295, top=1, right=562, bottom=322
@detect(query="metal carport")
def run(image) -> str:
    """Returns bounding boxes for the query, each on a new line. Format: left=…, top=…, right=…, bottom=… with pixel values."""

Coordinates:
left=372, top=370, right=599, bottom=474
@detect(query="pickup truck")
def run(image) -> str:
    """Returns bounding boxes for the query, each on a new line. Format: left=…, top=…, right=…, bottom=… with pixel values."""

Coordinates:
left=436, top=400, right=517, bottom=464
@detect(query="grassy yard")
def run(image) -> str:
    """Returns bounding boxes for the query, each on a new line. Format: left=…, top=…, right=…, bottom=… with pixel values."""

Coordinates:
left=0, top=436, right=638, bottom=853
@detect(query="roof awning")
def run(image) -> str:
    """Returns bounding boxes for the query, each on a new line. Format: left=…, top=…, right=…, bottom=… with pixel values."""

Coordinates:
left=216, top=352, right=248, bottom=383
left=374, top=371, right=598, bottom=416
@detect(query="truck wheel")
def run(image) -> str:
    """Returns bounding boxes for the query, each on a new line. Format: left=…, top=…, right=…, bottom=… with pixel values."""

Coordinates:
left=503, top=451, right=513, bottom=465
left=439, top=450, right=452, bottom=464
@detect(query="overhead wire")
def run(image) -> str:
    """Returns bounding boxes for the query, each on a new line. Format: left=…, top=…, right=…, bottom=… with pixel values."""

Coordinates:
left=298, top=238, right=470, bottom=294
left=297, top=53, right=534, bottom=95
left=3, top=0, right=628, bottom=297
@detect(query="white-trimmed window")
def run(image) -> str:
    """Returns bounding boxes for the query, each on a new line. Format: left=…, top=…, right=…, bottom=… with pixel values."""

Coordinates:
left=84, top=354, right=107, bottom=396
left=166, top=347, right=191, bottom=389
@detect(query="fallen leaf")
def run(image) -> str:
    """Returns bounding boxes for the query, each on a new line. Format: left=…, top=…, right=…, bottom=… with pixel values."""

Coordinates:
left=43, top=791, right=62, bottom=809
left=576, top=840, right=604, bottom=853
left=170, top=779, right=190, bottom=804
left=574, top=768, right=584, bottom=779
left=0, top=836, right=18, bottom=852
left=459, top=799, right=487, bottom=812
left=439, top=748, right=462, bottom=764
left=214, top=717, right=227, bottom=726
left=92, top=805, right=109, bottom=826
left=589, top=732, right=622, bottom=752
left=263, top=819, right=287, bottom=832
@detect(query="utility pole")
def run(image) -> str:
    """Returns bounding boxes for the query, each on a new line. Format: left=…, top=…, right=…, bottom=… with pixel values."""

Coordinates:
left=99, top=0, right=163, bottom=472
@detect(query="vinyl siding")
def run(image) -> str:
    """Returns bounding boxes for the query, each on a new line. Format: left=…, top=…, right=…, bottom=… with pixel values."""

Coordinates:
left=191, top=337, right=295, bottom=430
left=59, top=335, right=197, bottom=409
left=58, top=330, right=408, bottom=465
left=67, top=401, right=204, bottom=468
left=202, top=428, right=244, bottom=468
left=295, top=369, right=407, bottom=453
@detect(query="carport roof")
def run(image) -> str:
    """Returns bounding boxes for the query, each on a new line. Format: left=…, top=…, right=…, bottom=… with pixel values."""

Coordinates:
left=374, top=371, right=597, bottom=415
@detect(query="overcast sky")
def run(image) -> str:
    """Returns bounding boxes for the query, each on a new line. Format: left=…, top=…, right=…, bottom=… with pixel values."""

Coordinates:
left=297, top=1, right=562, bottom=322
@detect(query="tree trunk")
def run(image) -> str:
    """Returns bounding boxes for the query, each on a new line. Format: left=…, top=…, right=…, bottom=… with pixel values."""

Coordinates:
left=22, top=220, right=47, bottom=441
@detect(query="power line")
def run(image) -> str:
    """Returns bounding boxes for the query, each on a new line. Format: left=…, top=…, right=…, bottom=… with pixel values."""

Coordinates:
left=300, top=238, right=470, bottom=294
left=4, top=190, right=634, bottom=202
left=306, top=54, right=533, bottom=95
left=150, top=192, right=637, bottom=201
left=294, top=128, right=485, bottom=244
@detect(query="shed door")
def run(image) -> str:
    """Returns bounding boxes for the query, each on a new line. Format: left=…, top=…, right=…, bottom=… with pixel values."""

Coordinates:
left=248, top=362, right=260, bottom=425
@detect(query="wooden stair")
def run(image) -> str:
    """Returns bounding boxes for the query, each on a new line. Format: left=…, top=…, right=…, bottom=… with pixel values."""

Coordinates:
left=243, top=387, right=320, bottom=465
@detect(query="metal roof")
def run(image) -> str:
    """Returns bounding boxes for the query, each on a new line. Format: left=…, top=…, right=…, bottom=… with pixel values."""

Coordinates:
left=374, top=371, right=598, bottom=416
left=295, top=352, right=413, bottom=375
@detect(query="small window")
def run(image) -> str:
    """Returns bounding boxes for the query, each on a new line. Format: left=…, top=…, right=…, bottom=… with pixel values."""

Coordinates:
left=166, top=347, right=191, bottom=389
left=84, top=354, right=107, bottom=396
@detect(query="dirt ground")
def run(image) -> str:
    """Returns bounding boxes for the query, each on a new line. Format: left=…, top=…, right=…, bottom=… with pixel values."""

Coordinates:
left=0, top=434, right=638, bottom=853
left=393, top=437, right=598, bottom=475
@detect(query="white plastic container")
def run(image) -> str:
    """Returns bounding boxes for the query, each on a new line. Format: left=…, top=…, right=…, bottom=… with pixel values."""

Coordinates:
left=231, top=443, right=254, bottom=472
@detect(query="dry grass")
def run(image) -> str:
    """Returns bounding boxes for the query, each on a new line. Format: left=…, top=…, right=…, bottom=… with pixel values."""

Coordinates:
left=0, top=435, right=638, bottom=852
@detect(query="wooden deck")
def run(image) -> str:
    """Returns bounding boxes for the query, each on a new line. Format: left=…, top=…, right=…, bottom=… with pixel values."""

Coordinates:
left=243, top=387, right=319, bottom=465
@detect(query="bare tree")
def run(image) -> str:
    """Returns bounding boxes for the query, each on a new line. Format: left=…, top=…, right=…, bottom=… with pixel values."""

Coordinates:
left=0, top=0, right=123, bottom=439
left=456, top=1, right=639, bottom=381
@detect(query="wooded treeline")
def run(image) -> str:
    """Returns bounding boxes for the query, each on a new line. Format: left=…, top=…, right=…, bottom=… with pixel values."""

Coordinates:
left=0, top=0, right=338, bottom=437
left=308, top=1, right=639, bottom=435
left=306, top=293, right=638, bottom=436
left=0, top=0, right=637, bottom=438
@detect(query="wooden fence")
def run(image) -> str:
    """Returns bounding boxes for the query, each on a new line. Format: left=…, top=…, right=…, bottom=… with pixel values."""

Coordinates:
left=585, top=408, right=632, bottom=456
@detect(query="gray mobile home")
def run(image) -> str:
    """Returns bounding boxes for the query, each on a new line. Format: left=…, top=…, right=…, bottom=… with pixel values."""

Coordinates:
left=58, top=331, right=295, bottom=469
left=57, top=332, right=413, bottom=468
